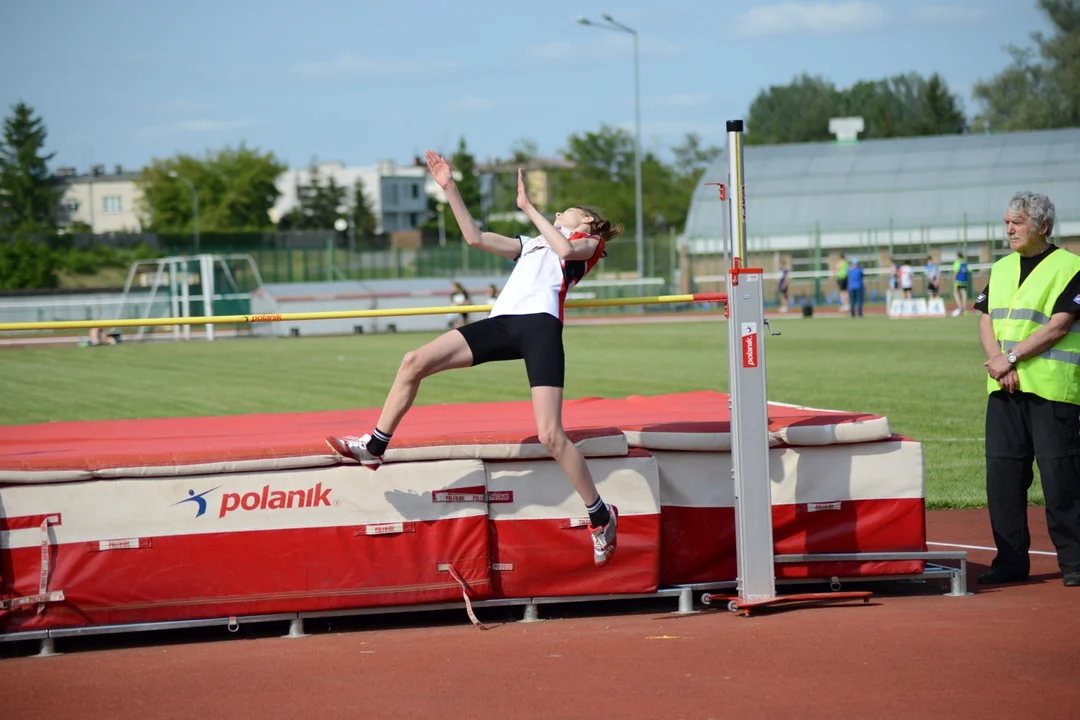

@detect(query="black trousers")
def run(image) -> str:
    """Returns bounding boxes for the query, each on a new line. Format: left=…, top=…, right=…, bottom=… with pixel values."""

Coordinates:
left=986, top=391, right=1080, bottom=574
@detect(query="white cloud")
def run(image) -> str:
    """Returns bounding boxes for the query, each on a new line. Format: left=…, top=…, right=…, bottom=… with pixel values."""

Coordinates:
left=137, top=119, right=250, bottom=136
left=912, top=3, right=991, bottom=27
left=733, top=1, right=887, bottom=37
left=449, top=95, right=495, bottom=112
left=525, top=34, right=680, bottom=62
left=292, top=54, right=455, bottom=78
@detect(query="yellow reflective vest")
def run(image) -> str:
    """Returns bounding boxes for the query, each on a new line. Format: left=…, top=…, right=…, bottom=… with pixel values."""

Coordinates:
left=987, top=248, right=1080, bottom=404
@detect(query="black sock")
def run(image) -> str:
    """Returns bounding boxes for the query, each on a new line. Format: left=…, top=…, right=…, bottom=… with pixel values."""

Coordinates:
left=587, top=497, right=610, bottom=527
left=367, top=427, right=392, bottom=456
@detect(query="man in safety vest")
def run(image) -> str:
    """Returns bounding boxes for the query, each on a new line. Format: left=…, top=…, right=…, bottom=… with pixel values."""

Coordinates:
left=974, top=191, right=1080, bottom=588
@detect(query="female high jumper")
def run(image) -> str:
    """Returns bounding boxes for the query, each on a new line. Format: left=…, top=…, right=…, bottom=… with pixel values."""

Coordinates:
left=327, top=150, right=623, bottom=566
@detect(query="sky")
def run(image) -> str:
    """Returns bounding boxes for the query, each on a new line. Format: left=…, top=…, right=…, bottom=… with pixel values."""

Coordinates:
left=0, top=0, right=1055, bottom=174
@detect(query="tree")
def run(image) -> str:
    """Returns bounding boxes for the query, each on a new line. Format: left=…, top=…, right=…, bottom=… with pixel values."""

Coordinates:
left=556, top=125, right=691, bottom=235
left=913, top=73, right=967, bottom=135
left=139, top=144, right=286, bottom=231
left=672, top=133, right=721, bottom=183
left=278, top=164, right=348, bottom=230
left=0, top=235, right=60, bottom=289
left=746, top=72, right=966, bottom=145
left=973, top=0, right=1080, bottom=131
left=842, top=73, right=966, bottom=139
left=746, top=74, right=844, bottom=145
left=555, top=124, right=636, bottom=228
left=0, top=102, right=61, bottom=234
left=351, top=177, right=377, bottom=240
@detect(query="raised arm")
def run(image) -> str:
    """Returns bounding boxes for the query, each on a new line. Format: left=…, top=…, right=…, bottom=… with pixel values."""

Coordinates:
left=516, top=169, right=600, bottom=261
left=426, top=150, right=523, bottom=260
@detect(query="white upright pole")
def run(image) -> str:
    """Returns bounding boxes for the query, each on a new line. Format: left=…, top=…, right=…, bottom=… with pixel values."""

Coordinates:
left=169, top=261, right=180, bottom=341
left=200, top=254, right=215, bottom=342
left=180, top=259, right=191, bottom=341
left=725, top=119, right=776, bottom=604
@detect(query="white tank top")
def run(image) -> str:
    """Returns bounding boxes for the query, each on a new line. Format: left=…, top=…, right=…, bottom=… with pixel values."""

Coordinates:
left=489, top=226, right=604, bottom=322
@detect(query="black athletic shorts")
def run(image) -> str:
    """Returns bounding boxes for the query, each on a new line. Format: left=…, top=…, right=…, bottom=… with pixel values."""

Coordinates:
left=837, top=277, right=849, bottom=291
left=457, top=312, right=565, bottom=388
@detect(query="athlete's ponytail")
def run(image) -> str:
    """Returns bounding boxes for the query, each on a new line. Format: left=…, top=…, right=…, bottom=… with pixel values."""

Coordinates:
left=576, top=205, right=623, bottom=258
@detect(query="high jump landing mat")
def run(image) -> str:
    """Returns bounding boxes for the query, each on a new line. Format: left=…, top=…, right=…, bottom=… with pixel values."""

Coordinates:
left=0, top=391, right=926, bottom=633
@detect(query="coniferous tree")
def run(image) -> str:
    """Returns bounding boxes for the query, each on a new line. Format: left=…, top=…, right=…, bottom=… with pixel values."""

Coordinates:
left=0, top=102, right=61, bottom=234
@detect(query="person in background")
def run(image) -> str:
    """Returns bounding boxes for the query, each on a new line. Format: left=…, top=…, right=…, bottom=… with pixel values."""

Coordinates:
left=925, top=256, right=940, bottom=298
left=952, top=253, right=970, bottom=316
left=886, top=256, right=899, bottom=302
left=846, top=257, right=864, bottom=317
left=899, top=260, right=914, bottom=299
left=777, top=262, right=790, bottom=313
left=85, top=327, right=118, bottom=346
left=485, top=283, right=500, bottom=318
left=834, top=253, right=850, bottom=312
left=450, top=281, right=471, bottom=329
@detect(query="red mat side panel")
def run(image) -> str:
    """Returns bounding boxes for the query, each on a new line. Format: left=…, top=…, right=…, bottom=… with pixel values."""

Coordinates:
left=658, top=500, right=926, bottom=585
left=1, top=461, right=491, bottom=632
left=1, top=519, right=489, bottom=632
left=773, top=498, right=927, bottom=578
left=659, top=506, right=737, bottom=585
left=486, top=451, right=661, bottom=598
left=655, top=442, right=927, bottom=584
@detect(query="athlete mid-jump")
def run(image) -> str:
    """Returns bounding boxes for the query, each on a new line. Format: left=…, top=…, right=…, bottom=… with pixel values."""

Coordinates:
left=328, top=150, right=623, bottom=566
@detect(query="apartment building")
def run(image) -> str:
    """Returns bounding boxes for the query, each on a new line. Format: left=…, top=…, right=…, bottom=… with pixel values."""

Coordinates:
left=55, top=165, right=146, bottom=233
left=270, top=159, right=446, bottom=234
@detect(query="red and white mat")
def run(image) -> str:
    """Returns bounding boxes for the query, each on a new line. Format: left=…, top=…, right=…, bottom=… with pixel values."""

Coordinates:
left=1, top=392, right=923, bottom=632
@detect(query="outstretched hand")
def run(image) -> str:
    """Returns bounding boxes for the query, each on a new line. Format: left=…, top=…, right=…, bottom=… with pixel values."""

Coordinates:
left=426, top=150, right=454, bottom=190
left=516, top=168, right=532, bottom=211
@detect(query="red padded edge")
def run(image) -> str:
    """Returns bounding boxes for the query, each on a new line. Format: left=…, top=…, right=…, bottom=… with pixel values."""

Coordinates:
left=0, top=392, right=883, bottom=474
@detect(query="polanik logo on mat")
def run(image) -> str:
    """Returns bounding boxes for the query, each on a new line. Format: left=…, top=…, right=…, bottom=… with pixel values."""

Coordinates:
left=175, top=483, right=338, bottom=519
left=174, top=486, right=222, bottom=518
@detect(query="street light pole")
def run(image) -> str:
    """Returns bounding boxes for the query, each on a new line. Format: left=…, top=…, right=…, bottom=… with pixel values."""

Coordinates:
left=577, top=14, right=644, bottom=283
left=168, top=171, right=200, bottom=255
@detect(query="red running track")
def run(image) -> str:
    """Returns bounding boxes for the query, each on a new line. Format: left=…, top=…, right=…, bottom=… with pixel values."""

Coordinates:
left=1, top=507, right=1077, bottom=720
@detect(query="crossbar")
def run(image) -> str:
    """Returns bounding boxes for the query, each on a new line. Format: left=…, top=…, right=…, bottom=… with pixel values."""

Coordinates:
left=0, top=292, right=727, bottom=332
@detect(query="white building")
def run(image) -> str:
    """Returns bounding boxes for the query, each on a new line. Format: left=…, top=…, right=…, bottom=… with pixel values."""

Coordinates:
left=271, top=159, right=445, bottom=234
left=51, top=158, right=446, bottom=236
left=55, top=165, right=146, bottom=234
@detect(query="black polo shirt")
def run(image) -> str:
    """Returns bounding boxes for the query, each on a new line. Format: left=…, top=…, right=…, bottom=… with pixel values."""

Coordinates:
left=972, top=245, right=1080, bottom=317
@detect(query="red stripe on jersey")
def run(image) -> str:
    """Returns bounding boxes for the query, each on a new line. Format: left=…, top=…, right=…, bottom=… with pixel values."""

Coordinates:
left=558, top=232, right=606, bottom=322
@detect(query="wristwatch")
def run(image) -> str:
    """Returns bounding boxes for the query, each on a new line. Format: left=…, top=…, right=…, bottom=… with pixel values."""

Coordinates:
left=1006, top=350, right=1019, bottom=365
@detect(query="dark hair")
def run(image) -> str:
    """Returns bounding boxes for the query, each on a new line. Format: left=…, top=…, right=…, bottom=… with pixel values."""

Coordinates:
left=575, top=205, right=623, bottom=258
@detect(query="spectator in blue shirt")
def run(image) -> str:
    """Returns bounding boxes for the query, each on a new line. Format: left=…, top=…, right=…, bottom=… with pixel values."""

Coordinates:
left=847, top=258, right=864, bottom=317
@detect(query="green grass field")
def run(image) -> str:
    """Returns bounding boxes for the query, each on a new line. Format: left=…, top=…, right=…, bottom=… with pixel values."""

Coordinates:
left=0, top=314, right=1039, bottom=510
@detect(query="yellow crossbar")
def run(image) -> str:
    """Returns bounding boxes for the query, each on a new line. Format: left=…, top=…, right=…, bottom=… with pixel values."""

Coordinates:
left=0, top=293, right=728, bottom=332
